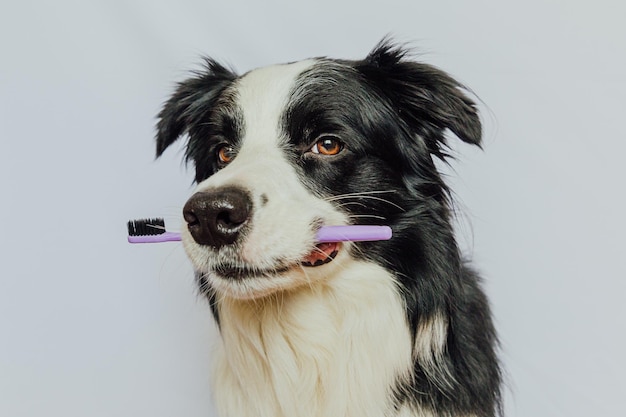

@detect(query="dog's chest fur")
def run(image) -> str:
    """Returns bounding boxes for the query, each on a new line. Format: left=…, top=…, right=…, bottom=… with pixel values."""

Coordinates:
left=213, top=260, right=413, bottom=417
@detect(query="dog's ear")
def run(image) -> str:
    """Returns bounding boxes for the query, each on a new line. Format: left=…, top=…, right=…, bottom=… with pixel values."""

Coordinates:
left=357, top=40, right=481, bottom=158
left=155, top=59, right=237, bottom=157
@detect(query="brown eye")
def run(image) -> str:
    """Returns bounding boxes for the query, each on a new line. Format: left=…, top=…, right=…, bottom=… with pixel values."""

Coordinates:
left=217, top=145, right=236, bottom=165
left=311, top=136, right=344, bottom=156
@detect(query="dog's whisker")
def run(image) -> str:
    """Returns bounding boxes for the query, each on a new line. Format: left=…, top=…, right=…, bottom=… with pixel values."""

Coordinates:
left=348, top=214, right=388, bottom=221
left=342, top=195, right=405, bottom=212
left=324, top=190, right=398, bottom=201
left=334, top=202, right=369, bottom=211
left=325, top=192, right=405, bottom=212
left=346, top=242, right=368, bottom=262
left=273, top=290, right=286, bottom=318
left=299, top=264, right=316, bottom=292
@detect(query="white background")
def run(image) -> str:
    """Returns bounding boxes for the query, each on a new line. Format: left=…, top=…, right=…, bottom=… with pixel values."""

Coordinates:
left=1, top=1, right=625, bottom=416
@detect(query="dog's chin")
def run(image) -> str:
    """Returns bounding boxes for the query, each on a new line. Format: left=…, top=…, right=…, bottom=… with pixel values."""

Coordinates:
left=200, top=242, right=341, bottom=300
left=207, top=269, right=304, bottom=300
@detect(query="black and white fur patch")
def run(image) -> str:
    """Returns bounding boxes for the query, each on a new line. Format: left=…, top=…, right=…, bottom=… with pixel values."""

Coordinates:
left=156, top=40, right=502, bottom=417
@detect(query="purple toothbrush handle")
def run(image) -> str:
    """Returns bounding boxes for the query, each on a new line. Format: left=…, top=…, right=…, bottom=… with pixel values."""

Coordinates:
left=128, top=226, right=392, bottom=244
left=315, top=225, right=392, bottom=243
left=128, top=232, right=182, bottom=244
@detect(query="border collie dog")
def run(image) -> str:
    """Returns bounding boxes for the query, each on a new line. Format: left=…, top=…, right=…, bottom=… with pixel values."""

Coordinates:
left=155, top=41, right=501, bottom=417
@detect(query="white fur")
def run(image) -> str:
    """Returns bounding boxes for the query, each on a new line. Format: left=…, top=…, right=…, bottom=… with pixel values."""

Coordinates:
left=414, top=312, right=456, bottom=392
left=211, top=259, right=413, bottom=417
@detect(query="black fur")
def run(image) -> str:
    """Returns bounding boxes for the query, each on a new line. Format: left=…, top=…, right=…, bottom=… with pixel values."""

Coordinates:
left=156, top=40, right=502, bottom=416
left=156, top=59, right=239, bottom=183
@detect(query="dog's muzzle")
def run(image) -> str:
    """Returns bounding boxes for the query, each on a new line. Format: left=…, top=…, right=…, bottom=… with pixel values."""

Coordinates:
left=183, top=187, right=252, bottom=248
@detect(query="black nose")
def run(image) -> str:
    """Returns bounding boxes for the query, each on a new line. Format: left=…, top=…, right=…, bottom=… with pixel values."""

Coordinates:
left=182, top=187, right=252, bottom=248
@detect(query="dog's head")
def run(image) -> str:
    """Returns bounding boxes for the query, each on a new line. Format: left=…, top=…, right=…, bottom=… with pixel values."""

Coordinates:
left=156, top=41, right=481, bottom=300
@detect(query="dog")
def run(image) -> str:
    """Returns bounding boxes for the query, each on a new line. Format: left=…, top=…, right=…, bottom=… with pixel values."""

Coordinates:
left=155, top=40, right=502, bottom=417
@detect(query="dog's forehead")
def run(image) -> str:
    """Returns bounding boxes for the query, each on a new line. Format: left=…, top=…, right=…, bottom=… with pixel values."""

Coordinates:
left=204, top=60, right=319, bottom=184
left=234, top=60, right=316, bottom=123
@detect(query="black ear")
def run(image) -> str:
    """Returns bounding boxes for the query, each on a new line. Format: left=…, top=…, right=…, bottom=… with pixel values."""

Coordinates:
left=155, top=59, right=237, bottom=157
left=357, top=40, right=482, bottom=158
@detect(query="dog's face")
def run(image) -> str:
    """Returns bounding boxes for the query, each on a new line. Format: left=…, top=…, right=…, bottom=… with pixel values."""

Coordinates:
left=156, top=42, right=481, bottom=300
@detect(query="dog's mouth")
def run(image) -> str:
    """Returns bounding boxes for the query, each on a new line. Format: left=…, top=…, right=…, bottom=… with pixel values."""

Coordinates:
left=301, top=242, right=339, bottom=267
left=212, top=242, right=340, bottom=280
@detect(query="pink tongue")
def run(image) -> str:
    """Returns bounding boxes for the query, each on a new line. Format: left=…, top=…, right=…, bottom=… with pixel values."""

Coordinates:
left=303, top=242, right=339, bottom=266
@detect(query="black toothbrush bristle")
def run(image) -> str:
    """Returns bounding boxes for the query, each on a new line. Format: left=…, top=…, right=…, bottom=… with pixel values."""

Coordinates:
left=127, top=218, right=166, bottom=236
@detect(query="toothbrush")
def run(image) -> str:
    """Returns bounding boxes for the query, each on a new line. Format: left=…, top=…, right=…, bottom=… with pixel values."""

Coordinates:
left=127, top=218, right=392, bottom=244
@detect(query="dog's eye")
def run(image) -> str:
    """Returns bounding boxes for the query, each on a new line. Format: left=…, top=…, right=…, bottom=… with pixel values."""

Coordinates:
left=310, top=136, right=344, bottom=156
left=217, top=145, right=236, bottom=165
